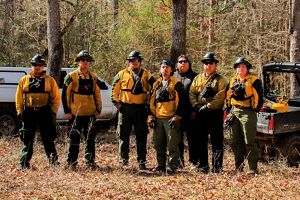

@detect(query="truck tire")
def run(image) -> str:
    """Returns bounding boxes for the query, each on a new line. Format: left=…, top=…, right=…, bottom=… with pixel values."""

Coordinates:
left=280, top=135, right=300, bottom=167
left=257, top=142, right=279, bottom=162
left=0, top=110, right=18, bottom=137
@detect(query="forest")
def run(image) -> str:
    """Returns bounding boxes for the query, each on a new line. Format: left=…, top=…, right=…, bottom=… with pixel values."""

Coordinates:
left=0, top=0, right=294, bottom=81
left=1, top=1, right=300, bottom=199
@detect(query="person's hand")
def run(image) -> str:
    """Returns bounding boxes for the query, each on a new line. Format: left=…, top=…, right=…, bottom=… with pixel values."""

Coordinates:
left=198, top=105, right=209, bottom=113
left=168, top=115, right=181, bottom=128
left=17, top=112, right=23, bottom=121
left=224, top=106, right=231, bottom=114
left=116, top=103, right=122, bottom=111
left=65, top=113, right=73, bottom=120
left=193, top=104, right=202, bottom=112
left=224, top=113, right=235, bottom=127
left=190, top=112, right=197, bottom=121
left=147, top=115, right=156, bottom=128
left=95, top=111, right=101, bottom=119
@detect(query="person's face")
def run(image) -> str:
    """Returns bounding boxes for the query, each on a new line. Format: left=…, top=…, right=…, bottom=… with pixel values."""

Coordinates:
left=128, top=58, right=141, bottom=73
left=176, top=58, right=189, bottom=74
left=236, top=63, right=248, bottom=77
left=160, top=64, right=173, bottom=79
left=78, top=57, right=92, bottom=70
left=31, top=63, right=45, bottom=75
left=203, top=60, right=217, bottom=76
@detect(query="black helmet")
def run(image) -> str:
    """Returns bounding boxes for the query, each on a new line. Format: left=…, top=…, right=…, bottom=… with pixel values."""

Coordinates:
left=201, top=52, right=219, bottom=64
left=233, top=56, right=252, bottom=69
left=75, top=50, right=94, bottom=62
left=31, top=54, right=46, bottom=66
left=160, top=59, right=174, bottom=69
left=126, top=50, right=143, bottom=61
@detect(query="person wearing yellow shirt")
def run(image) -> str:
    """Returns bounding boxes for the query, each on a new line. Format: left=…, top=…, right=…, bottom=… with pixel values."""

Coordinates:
left=111, top=50, right=155, bottom=170
left=16, top=54, right=60, bottom=169
left=189, top=52, right=227, bottom=173
left=226, top=56, right=263, bottom=175
left=62, top=50, right=102, bottom=170
left=150, top=59, right=185, bottom=175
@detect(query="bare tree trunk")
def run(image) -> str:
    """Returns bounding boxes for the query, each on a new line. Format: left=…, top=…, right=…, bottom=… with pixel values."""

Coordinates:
left=46, top=0, right=64, bottom=84
left=208, top=0, right=214, bottom=48
left=289, top=0, right=300, bottom=97
left=113, top=0, right=119, bottom=29
left=3, top=0, right=14, bottom=65
left=170, top=0, right=187, bottom=63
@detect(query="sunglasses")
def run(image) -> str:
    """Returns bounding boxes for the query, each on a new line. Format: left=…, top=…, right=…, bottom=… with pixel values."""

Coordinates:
left=128, top=59, right=138, bottom=63
left=79, top=58, right=91, bottom=62
left=178, top=60, right=188, bottom=64
left=203, top=61, right=215, bottom=65
left=32, top=63, right=45, bottom=67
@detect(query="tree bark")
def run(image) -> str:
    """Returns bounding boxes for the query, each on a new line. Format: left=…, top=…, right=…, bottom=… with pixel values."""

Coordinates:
left=46, top=0, right=64, bottom=84
left=113, top=0, right=119, bottom=29
left=170, top=0, right=187, bottom=63
left=289, top=0, right=300, bottom=97
left=2, top=0, right=14, bottom=65
left=208, top=0, right=214, bottom=47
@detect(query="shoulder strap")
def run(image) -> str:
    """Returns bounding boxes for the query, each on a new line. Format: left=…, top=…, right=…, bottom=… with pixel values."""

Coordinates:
left=139, top=69, right=144, bottom=79
left=202, top=73, right=219, bottom=90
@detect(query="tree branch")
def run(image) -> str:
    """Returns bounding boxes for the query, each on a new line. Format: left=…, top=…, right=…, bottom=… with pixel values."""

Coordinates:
left=61, top=0, right=75, bottom=7
left=161, top=0, right=172, bottom=9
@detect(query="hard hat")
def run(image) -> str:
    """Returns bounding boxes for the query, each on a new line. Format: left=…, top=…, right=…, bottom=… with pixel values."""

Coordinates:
left=233, top=56, right=252, bottom=69
left=31, top=54, right=46, bottom=66
left=126, top=50, right=143, bottom=61
left=201, top=52, right=219, bottom=64
left=75, top=50, right=94, bottom=62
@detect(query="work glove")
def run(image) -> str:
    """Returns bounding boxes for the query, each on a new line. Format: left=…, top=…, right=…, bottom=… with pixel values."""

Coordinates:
left=168, top=115, right=181, bottom=128
left=224, top=113, right=235, bottom=128
left=198, top=105, right=209, bottom=114
left=193, top=104, right=202, bottom=112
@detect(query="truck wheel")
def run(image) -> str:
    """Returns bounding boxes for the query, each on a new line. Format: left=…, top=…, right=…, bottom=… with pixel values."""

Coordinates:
left=281, top=135, right=300, bottom=167
left=0, top=111, right=18, bottom=137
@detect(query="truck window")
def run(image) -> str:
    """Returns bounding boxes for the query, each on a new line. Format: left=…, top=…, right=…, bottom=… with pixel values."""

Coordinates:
left=0, top=71, right=26, bottom=85
left=266, top=71, right=300, bottom=104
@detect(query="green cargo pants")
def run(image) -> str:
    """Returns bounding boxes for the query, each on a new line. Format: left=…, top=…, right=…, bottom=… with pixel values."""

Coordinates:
left=153, top=118, right=180, bottom=169
left=67, top=115, right=97, bottom=166
left=116, top=104, right=148, bottom=164
left=231, top=107, right=259, bottom=170
left=19, top=107, right=58, bottom=168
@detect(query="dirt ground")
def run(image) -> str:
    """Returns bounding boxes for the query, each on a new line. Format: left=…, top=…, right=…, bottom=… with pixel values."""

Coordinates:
left=0, top=127, right=299, bottom=199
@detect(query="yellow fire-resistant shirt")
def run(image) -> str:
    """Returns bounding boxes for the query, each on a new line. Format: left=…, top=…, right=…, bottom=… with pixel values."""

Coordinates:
left=62, top=68, right=102, bottom=116
left=15, top=71, right=60, bottom=114
left=226, top=74, right=263, bottom=111
left=189, top=72, right=227, bottom=110
left=150, top=76, right=185, bottom=118
left=111, top=67, right=155, bottom=105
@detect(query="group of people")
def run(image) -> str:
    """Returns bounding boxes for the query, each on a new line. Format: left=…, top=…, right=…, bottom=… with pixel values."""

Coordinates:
left=16, top=49, right=263, bottom=176
left=16, top=50, right=101, bottom=170
left=111, top=50, right=263, bottom=175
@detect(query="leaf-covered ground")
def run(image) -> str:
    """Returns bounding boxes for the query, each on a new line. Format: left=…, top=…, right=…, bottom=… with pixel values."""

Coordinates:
left=0, top=129, right=299, bottom=199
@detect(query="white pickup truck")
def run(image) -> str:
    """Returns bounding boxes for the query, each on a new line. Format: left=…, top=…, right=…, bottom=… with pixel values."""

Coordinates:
left=0, top=67, right=117, bottom=137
